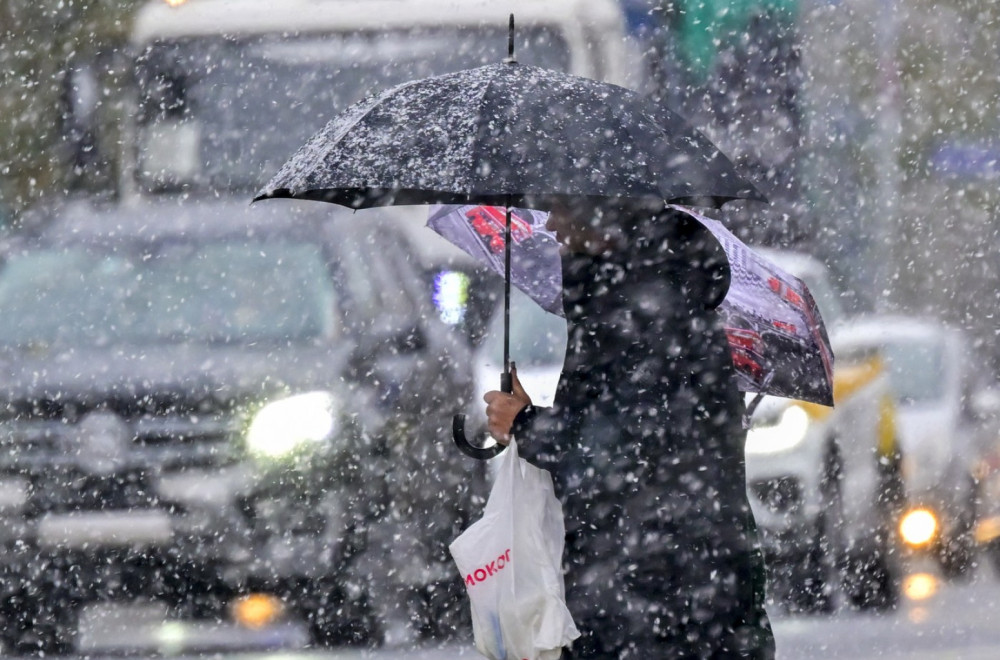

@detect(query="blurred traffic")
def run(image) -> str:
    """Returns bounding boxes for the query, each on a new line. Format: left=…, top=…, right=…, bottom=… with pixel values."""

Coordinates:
left=0, top=197, right=483, bottom=652
left=5, top=0, right=634, bottom=651
left=2, top=0, right=1000, bottom=655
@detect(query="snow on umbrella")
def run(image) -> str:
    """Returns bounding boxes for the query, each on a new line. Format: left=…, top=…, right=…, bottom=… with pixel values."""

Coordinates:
left=253, top=16, right=765, bottom=458
left=253, top=67, right=763, bottom=212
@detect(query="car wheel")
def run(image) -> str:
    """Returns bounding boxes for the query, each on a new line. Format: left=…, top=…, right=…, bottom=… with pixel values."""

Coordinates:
left=302, top=580, right=379, bottom=647
left=1, top=592, right=76, bottom=656
left=843, top=544, right=899, bottom=612
left=843, top=452, right=903, bottom=612
left=788, top=444, right=843, bottom=614
left=410, top=578, right=471, bottom=641
left=940, top=535, right=975, bottom=580
left=939, top=479, right=979, bottom=581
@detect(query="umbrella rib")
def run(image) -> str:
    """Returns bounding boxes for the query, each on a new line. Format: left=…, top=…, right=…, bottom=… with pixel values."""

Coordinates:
left=464, top=68, right=507, bottom=199
left=614, top=97, right=684, bottom=202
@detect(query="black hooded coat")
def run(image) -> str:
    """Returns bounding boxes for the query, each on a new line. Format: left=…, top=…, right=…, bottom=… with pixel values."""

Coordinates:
left=510, top=208, right=775, bottom=659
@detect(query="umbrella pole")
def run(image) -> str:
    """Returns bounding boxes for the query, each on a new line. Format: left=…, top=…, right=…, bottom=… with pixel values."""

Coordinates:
left=501, top=198, right=513, bottom=394
left=448, top=200, right=511, bottom=460
left=449, top=198, right=515, bottom=458
left=500, top=16, right=515, bottom=396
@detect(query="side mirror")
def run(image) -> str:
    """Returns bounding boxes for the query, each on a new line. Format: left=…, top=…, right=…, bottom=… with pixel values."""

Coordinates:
left=429, top=266, right=503, bottom=348
left=386, top=325, right=427, bottom=354
left=971, top=388, right=1000, bottom=422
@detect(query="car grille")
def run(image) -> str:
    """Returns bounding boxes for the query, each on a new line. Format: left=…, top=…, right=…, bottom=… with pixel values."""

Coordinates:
left=0, top=396, right=245, bottom=474
left=0, top=393, right=230, bottom=422
left=26, top=468, right=160, bottom=516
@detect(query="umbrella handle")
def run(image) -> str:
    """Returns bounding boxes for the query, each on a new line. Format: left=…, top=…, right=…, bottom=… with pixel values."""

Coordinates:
left=452, top=414, right=504, bottom=460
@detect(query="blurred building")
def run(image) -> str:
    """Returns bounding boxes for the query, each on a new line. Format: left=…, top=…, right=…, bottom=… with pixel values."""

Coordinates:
left=627, top=0, right=810, bottom=250
left=626, top=0, right=1000, bottom=374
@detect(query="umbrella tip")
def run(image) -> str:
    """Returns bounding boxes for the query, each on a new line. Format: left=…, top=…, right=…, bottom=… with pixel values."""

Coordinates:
left=504, top=13, right=516, bottom=64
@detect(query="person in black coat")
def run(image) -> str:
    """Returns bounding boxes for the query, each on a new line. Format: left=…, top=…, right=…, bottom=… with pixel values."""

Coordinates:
left=484, top=201, right=775, bottom=659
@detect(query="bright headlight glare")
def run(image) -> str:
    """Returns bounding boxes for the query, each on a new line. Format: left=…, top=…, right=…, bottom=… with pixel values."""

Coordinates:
left=745, top=405, right=810, bottom=455
left=246, top=391, right=338, bottom=459
left=231, top=593, right=284, bottom=629
left=900, top=508, right=938, bottom=547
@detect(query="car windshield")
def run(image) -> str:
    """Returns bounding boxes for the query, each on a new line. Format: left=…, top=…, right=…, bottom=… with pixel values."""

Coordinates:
left=487, top=288, right=567, bottom=367
left=0, top=239, right=339, bottom=347
left=134, top=27, right=570, bottom=193
left=881, top=338, right=946, bottom=404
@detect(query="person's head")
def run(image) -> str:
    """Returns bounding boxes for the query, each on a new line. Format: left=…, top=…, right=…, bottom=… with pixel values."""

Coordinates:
left=544, top=197, right=667, bottom=256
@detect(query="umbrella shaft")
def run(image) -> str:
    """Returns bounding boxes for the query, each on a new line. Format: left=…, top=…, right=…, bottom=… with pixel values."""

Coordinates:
left=503, top=200, right=511, bottom=387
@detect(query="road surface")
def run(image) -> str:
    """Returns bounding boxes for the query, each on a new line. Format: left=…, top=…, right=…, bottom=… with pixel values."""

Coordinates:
left=12, top=557, right=1000, bottom=659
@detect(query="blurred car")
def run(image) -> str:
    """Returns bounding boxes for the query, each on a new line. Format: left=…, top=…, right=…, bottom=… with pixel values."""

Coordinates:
left=0, top=198, right=479, bottom=653
left=970, top=387, right=1000, bottom=571
left=744, top=249, right=905, bottom=613
left=836, top=316, right=995, bottom=579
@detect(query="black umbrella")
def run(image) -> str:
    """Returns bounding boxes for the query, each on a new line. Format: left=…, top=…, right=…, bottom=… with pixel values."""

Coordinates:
left=256, top=58, right=762, bottom=210
left=254, top=16, right=765, bottom=458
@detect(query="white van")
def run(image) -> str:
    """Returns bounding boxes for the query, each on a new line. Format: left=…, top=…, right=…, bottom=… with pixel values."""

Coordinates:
left=744, top=249, right=905, bottom=613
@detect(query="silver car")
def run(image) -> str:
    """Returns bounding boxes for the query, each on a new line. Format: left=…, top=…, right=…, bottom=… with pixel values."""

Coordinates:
left=744, top=250, right=905, bottom=613
left=836, top=315, right=993, bottom=579
left=0, top=198, right=479, bottom=653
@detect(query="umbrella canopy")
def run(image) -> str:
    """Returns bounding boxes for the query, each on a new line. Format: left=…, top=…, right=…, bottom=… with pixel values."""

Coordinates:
left=254, top=62, right=765, bottom=211
left=692, top=208, right=834, bottom=407
left=429, top=203, right=834, bottom=407
left=427, top=204, right=563, bottom=316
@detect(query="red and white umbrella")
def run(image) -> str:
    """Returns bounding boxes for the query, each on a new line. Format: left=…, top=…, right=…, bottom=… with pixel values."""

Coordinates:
left=428, top=203, right=834, bottom=407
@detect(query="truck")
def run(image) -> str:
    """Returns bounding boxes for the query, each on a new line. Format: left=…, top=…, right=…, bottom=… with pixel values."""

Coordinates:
left=22, top=0, right=638, bottom=653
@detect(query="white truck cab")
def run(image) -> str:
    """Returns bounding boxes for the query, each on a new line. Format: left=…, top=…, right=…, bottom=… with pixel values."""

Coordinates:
left=125, top=0, right=637, bottom=334
left=131, top=0, right=632, bottom=80
left=105, top=0, right=638, bottom=649
left=125, top=0, right=635, bottom=204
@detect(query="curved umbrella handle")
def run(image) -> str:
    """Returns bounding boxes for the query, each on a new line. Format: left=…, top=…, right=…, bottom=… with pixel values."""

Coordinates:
left=452, top=413, right=504, bottom=460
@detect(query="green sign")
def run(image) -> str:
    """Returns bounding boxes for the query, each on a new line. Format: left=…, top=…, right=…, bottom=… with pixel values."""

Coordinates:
left=675, top=0, right=798, bottom=79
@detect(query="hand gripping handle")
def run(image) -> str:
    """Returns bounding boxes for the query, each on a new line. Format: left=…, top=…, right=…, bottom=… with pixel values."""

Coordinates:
left=451, top=367, right=512, bottom=460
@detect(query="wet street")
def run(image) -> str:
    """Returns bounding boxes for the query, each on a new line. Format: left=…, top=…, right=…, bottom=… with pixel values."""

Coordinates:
left=8, top=557, right=999, bottom=660
left=771, top=560, right=1000, bottom=659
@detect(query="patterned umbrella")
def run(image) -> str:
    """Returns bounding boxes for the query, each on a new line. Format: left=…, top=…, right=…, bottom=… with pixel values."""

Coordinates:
left=429, top=203, right=833, bottom=408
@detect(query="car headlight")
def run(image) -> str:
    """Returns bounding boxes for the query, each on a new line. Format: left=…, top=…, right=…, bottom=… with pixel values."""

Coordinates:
left=246, top=391, right=339, bottom=460
left=900, top=508, right=938, bottom=547
left=745, top=405, right=811, bottom=455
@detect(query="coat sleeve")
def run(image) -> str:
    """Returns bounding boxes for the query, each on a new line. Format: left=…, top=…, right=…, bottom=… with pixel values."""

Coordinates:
left=509, top=404, right=566, bottom=474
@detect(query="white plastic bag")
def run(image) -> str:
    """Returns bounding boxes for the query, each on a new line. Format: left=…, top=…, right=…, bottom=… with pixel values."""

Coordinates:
left=449, top=439, right=579, bottom=660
